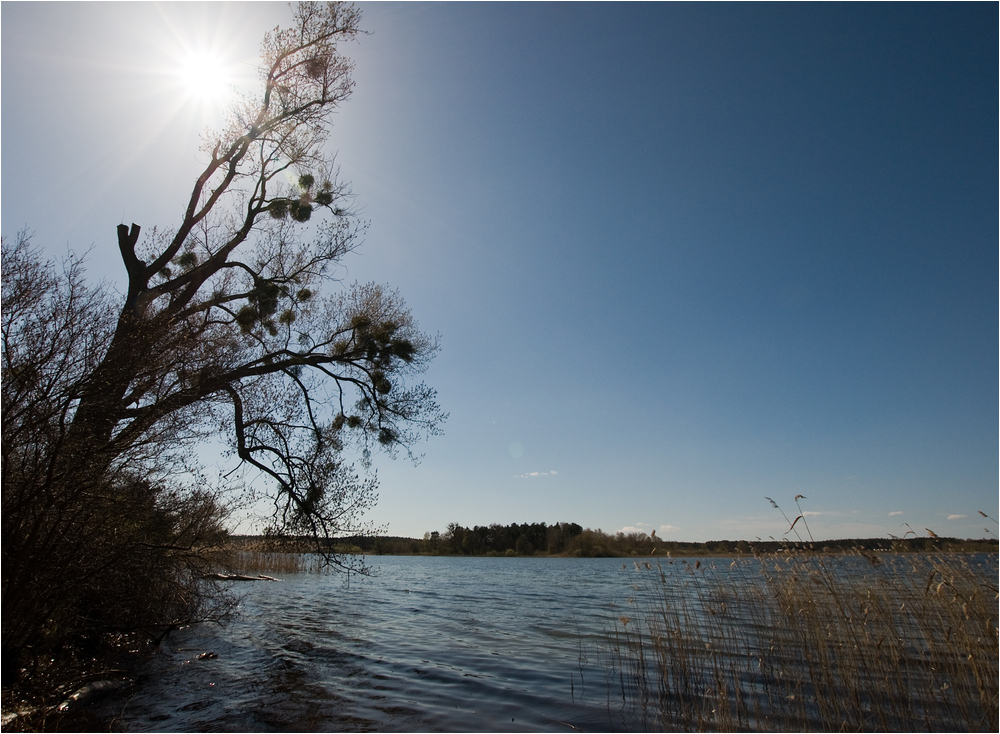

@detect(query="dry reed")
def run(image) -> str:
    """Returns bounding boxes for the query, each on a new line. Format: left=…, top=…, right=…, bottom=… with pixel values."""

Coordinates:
left=604, top=551, right=998, bottom=732
left=206, top=548, right=328, bottom=575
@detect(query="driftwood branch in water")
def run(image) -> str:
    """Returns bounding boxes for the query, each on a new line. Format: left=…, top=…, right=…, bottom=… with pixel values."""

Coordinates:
left=202, top=573, right=280, bottom=581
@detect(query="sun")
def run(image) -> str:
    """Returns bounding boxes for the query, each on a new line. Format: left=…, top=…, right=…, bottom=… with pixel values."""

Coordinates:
left=176, top=51, right=231, bottom=103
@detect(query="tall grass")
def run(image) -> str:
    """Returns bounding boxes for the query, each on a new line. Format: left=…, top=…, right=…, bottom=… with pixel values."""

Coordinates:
left=207, top=548, right=328, bottom=575
left=604, top=551, right=998, bottom=732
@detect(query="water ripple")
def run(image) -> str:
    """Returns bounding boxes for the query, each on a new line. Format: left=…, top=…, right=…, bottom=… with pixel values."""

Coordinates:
left=113, top=557, right=645, bottom=732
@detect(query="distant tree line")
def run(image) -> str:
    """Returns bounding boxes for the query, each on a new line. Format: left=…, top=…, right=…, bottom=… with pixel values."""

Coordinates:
left=429, top=522, right=585, bottom=556
left=319, top=526, right=998, bottom=557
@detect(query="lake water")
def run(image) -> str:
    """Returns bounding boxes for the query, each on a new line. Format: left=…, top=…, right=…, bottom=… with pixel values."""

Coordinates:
left=107, top=553, right=997, bottom=732
left=112, top=556, right=645, bottom=732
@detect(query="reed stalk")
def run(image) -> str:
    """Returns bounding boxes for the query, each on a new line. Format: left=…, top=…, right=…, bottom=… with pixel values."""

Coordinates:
left=604, top=551, right=998, bottom=732
left=206, top=548, right=327, bottom=575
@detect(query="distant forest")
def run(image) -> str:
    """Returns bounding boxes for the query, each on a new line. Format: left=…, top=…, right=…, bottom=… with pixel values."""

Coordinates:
left=232, top=521, right=998, bottom=558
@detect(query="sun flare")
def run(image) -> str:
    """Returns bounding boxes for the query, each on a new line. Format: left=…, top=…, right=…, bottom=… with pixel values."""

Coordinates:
left=176, top=51, right=230, bottom=103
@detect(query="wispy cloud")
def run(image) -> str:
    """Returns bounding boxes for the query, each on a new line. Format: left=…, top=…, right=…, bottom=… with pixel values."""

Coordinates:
left=617, top=522, right=682, bottom=535
left=803, top=511, right=822, bottom=516
left=889, top=511, right=903, bottom=516
left=515, top=470, right=558, bottom=479
left=947, top=514, right=967, bottom=520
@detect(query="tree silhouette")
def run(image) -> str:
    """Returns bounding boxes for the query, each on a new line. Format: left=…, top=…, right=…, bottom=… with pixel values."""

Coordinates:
left=2, top=2, right=444, bottom=682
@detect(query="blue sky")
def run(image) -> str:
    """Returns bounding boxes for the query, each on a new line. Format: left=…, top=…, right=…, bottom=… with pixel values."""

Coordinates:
left=2, top=2, right=996, bottom=542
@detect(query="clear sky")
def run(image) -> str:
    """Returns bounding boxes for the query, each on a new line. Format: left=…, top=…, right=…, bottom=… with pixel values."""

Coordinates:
left=2, top=2, right=997, bottom=542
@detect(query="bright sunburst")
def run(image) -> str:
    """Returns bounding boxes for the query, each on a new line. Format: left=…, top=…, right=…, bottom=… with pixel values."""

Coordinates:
left=175, top=51, right=231, bottom=104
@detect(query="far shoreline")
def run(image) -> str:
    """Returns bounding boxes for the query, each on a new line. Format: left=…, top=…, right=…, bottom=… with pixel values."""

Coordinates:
left=225, top=533, right=998, bottom=559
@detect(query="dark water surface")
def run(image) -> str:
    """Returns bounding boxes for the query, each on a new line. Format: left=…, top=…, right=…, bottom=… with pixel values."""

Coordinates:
left=109, top=553, right=998, bottom=732
left=113, top=556, right=638, bottom=732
